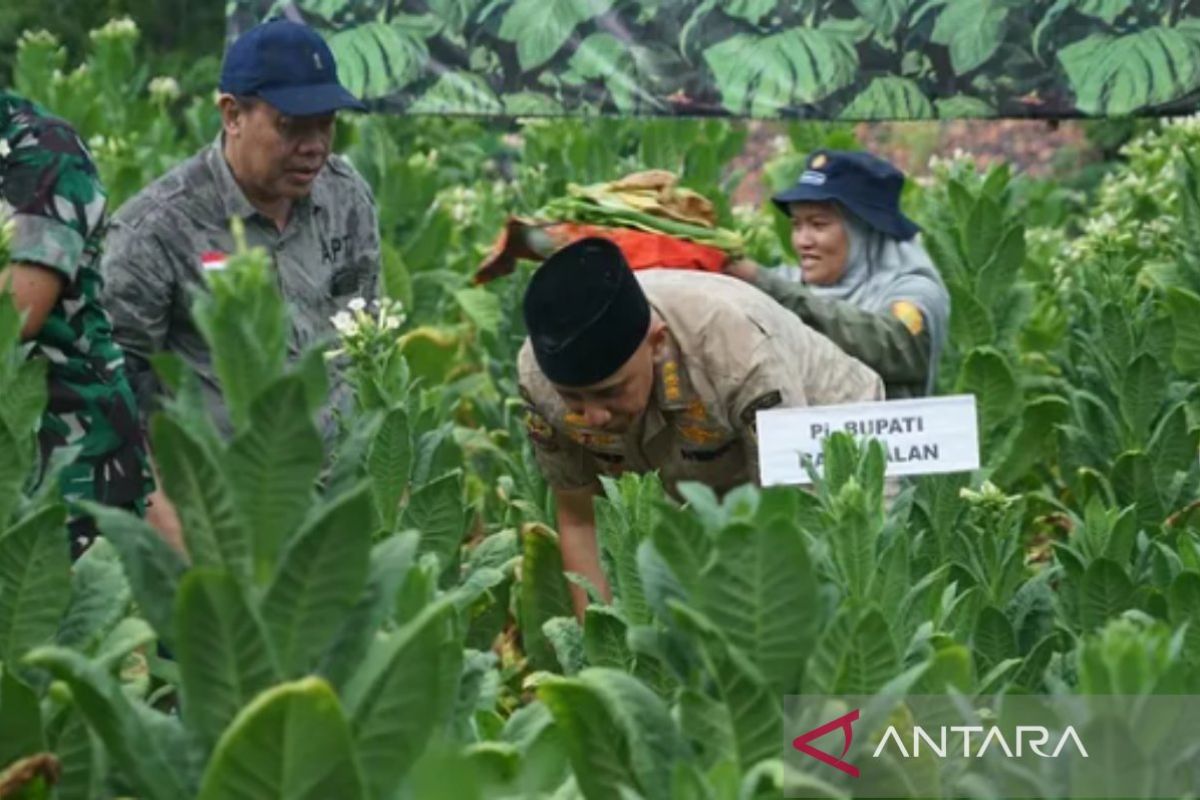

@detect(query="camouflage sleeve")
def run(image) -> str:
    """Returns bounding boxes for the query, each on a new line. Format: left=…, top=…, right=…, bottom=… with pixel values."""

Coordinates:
left=754, top=268, right=931, bottom=387
left=98, top=219, right=175, bottom=419
left=3, top=114, right=106, bottom=281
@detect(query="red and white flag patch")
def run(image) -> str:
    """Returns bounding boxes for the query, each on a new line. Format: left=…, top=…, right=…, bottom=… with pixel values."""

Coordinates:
left=200, top=251, right=228, bottom=272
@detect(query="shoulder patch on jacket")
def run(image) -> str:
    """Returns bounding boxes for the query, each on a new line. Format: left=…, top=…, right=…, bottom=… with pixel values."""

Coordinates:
left=891, top=300, right=924, bottom=335
left=739, top=390, right=782, bottom=429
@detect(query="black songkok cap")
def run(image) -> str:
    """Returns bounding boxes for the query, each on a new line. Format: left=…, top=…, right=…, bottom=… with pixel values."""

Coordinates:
left=523, top=237, right=651, bottom=388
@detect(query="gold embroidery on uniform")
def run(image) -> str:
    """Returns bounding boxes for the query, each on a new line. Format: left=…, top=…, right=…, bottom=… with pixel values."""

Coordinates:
left=562, top=412, right=622, bottom=451
left=566, top=428, right=621, bottom=451
left=523, top=408, right=556, bottom=450
left=661, top=360, right=682, bottom=403
left=682, top=398, right=708, bottom=422
left=891, top=300, right=925, bottom=335
left=677, top=424, right=725, bottom=446
left=674, top=399, right=732, bottom=451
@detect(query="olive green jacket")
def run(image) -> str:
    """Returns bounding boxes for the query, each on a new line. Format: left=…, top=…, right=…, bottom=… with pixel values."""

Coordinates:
left=753, top=269, right=932, bottom=399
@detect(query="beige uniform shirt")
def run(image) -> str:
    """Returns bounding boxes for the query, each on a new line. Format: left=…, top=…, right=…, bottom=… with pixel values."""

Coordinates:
left=518, top=270, right=885, bottom=494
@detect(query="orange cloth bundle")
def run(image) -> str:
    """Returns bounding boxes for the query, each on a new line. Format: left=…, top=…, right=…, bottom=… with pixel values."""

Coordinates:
left=473, top=217, right=731, bottom=285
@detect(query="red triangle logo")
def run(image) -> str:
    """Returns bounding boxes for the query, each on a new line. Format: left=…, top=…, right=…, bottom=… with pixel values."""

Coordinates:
left=792, top=708, right=861, bottom=778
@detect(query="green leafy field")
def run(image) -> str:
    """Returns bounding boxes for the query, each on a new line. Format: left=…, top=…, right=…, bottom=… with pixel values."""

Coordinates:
left=226, top=0, right=1200, bottom=118
left=3, top=19, right=1200, bottom=800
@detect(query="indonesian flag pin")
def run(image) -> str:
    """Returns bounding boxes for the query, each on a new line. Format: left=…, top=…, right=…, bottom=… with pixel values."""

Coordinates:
left=200, top=251, right=228, bottom=272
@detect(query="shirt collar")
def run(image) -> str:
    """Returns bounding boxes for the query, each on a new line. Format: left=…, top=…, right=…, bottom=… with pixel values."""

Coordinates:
left=207, top=136, right=257, bottom=222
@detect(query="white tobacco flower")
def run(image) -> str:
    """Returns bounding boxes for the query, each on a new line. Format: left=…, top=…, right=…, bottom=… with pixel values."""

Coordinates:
left=331, top=311, right=356, bottom=335
left=347, top=297, right=367, bottom=312
left=91, top=17, right=138, bottom=42
left=19, top=30, right=59, bottom=48
left=148, top=76, right=180, bottom=102
left=958, top=480, right=1016, bottom=508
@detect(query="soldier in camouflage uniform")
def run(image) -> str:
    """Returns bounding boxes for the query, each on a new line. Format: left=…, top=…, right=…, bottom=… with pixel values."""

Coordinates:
left=0, top=91, right=152, bottom=559
left=520, top=238, right=884, bottom=616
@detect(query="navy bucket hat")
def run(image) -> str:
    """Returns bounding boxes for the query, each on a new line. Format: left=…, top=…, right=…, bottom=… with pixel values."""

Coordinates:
left=220, top=18, right=366, bottom=116
left=772, top=150, right=920, bottom=241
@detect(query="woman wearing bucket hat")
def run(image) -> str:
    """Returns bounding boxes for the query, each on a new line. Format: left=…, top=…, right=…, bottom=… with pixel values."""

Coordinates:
left=725, top=150, right=950, bottom=398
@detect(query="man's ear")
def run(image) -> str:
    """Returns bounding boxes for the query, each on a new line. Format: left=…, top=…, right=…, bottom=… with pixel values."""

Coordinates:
left=217, top=94, right=243, bottom=136
left=647, top=317, right=668, bottom=355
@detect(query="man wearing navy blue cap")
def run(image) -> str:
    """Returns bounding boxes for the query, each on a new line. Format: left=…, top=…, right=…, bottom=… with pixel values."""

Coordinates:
left=100, top=18, right=380, bottom=549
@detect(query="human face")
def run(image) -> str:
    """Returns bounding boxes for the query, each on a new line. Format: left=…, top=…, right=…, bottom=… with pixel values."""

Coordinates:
left=790, top=202, right=850, bottom=285
left=220, top=95, right=335, bottom=203
left=552, top=322, right=665, bottom=434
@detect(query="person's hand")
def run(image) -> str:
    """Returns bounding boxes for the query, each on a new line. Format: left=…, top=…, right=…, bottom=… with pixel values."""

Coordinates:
left=723, top=258, right=760, bottom=283
left=553, top=485, right=610, bottom=620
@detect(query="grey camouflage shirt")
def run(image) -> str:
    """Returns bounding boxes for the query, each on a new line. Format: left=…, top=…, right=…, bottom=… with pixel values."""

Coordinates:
left=100, top=138, right=380, bottom=441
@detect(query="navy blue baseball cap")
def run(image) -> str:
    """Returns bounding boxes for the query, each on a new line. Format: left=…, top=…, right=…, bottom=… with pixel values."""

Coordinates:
left=772, top=150, right=920, bottom=241
left=219, top=19, right=366, bottom=116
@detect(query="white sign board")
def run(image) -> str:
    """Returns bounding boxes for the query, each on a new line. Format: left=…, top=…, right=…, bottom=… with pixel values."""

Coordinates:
left=757, top=394, right=980, bottom=486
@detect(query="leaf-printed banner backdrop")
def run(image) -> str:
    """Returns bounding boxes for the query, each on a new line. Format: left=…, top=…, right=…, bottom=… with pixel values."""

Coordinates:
left=227, top=0, right=1200, bottom=119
